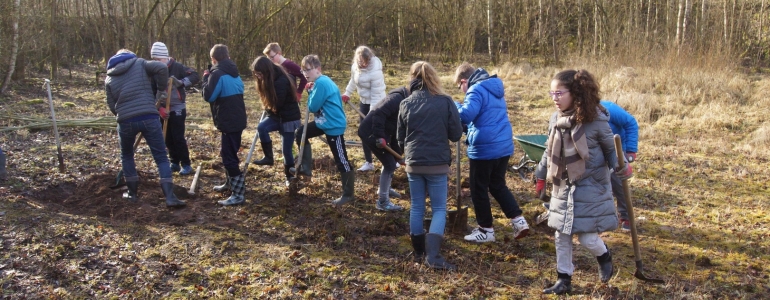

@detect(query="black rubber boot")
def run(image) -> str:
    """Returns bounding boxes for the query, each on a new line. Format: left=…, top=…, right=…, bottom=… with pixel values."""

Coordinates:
left=161, top=182, right=186, bottom=208
left=252, top=141, right=274, bottom=165
left=543, top=272, right=572, bottom=295
left=597, top=248, right=613, bottom=283
left=424, top=233, right=457, bottom=271
left=410, top=232, right=426, bottom=263
left=283, top=164, right=296, bottom=186
left=123, top=181, right=139, bottom=202
left=331, top=171, right=355, bottom=206
left=213, top=171, right=230, bottom=192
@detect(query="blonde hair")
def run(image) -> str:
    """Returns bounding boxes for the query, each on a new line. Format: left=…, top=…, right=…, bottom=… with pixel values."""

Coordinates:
left=263, top=43, right=281, bottom=56
left=353, top=46, right=374, bottom=67
left=409, top=61, right=447, bottom=96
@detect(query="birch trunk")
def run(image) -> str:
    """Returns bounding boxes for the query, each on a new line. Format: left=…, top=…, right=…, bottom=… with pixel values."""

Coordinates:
left=1, top=0, right=21, bottom=95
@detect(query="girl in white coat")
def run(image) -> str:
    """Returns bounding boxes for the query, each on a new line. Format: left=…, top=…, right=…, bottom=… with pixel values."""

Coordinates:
left=342, top=46, right=386, bottom=171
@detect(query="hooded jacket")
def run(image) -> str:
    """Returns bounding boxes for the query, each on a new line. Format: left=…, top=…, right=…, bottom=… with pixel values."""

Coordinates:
left=344, top=56, right=386, bottom=106
left=601, top=100, right=639, bottom=153
left=456, top=68, right=514, bottom=160
left=105, top=57, right=168, bottom=122
left=535, top=109, right=619, bottom=235
left=201, top=59, right=247, bottom=133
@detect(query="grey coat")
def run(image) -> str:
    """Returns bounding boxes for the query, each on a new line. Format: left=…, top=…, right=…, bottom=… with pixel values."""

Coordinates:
left=397, top=89, right=463, bottom=167
left=105, top=58, right=168, bottom=122
left=535, top=109, right=619, bottom=234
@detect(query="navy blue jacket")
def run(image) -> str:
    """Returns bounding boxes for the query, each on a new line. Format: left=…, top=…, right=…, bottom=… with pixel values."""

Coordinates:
left=201, top=59, right=247, bottom=133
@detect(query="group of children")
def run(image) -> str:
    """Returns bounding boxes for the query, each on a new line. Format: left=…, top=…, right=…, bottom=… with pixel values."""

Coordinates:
left=104, top=42, right=639, bottom=295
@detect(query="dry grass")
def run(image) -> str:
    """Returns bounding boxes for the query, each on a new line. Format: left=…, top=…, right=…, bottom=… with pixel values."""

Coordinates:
left=0, top=55, right=768, bottom=299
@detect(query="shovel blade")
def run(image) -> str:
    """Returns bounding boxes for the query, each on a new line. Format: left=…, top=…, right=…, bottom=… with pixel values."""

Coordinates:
left=446, top=206, right=469, bottom=234
left=634, top=260, right=665, bottom=283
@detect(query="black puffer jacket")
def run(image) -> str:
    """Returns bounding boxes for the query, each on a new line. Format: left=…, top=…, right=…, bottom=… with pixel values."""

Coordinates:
left=105, top=58, right=168, bottom=122
left=359, top=87, right=409, bottom=145
left=266, top=71, right=301, bottom=123
left=397, top=87, right=463, bottom=167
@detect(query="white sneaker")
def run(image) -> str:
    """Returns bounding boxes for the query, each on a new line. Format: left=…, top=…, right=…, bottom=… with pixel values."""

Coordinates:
left=511, top=216, right=530, bottom=240
left=464, top=227, right=495, bottom=243
left=357, top=161, right=375, bottom=172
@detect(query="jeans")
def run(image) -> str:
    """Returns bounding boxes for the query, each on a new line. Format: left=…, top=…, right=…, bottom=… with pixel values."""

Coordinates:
left=257, top=117, right=296, bottom=166
left=163, top=109, right=191, bottom=166
left=469, top=156, right=523, bottom=228
left=408, top=173, right=448, bottom=235
left=118, top=118, right=172, bottom=183
left=359, top=103, right=372, bottom=163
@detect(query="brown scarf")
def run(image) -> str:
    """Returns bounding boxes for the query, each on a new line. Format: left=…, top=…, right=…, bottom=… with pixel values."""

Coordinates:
left=546, top=109, right=589, bottom=186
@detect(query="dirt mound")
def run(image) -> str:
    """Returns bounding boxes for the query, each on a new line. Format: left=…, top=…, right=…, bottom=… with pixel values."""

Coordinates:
left=33, top=172, right=214, bottom=226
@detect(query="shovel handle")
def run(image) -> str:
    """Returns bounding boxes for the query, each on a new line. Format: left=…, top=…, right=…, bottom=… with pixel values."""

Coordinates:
left=294, top=106, right=311, bottom=173
left=346, top=101, right=366, bottom=118
left=347, top=101, right=402, bottom=161
left=614, top=135, right=642, bottom=262
left=162, top=78, right=173, bottom=139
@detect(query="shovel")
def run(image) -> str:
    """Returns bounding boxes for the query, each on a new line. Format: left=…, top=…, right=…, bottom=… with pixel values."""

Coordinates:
left=614, top=135, right=665, bottom=283
left=345, top=101, right=403, bottom=161
left=241, top=111, right=266, bottom=178
left=289, top=106, right=311, bottom=187
left=109, top=133, right=144, bottom=190
left=446, top=141, right=469, bottom=234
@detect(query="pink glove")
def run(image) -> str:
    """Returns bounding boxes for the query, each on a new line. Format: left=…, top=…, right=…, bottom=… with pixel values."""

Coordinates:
left=341, top=95, right=350, bottom=104
left=306, top=82, right=314, bottom=91
left=376, top=138, right=387, bottom=149
left=626, top=152, right=637, bottom=163
left=536, top=179, right=546, bottom=199
left=615, top=164, right=633, bottom=180
left=159, top=107, right=169, bottom=119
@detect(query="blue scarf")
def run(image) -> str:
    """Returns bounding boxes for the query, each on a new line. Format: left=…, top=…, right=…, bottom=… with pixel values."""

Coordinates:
left=106, top=53, right=137, bottom=70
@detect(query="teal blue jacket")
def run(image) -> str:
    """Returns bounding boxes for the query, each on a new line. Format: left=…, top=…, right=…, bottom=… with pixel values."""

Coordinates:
left=307, top=75, right=347, bottom=136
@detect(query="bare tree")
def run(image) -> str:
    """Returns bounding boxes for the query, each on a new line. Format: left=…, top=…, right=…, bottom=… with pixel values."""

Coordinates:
left=1, top=0, right=21, bottom=95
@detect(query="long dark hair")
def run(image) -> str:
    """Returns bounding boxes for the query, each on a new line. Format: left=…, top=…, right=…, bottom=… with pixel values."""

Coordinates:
left=553, top=69, right=605, bottom=123
left=250, top=56, right=298, bottom=113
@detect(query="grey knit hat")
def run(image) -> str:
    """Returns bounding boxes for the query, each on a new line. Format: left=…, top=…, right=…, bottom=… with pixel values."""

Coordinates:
left=151, top=42, right=169, bottom=59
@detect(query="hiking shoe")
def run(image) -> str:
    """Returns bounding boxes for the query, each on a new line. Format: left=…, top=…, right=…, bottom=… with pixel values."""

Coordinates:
left=357, top=162, right=375, bottom=172
left=378, top=187, right=401, bottom=199
left=376, top=200, right=404, bottom=212
left=464, top=227, right=495, bottom=243
left=170, top=163, right=181, bottom=172
left=620, top=219, right=631, bottom=232
left=179, top=165, right=193, bottom=175
left=511, top=216, right=530, bottom=240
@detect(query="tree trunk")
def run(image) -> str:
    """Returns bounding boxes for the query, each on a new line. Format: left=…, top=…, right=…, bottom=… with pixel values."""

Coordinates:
left=676, top=0, right=683, bottom=45
left=682, top=0, right=691, bottom=46
left=50, top=0, right=58, bottom=80
left=759, top=0, right=765, bottom=43
left=723, top=0, right=728, bottom=46
left=1, top=0, right=21, bottom=95
left=487, top=0, right=494, bottom=63
left=397, top=0, right=404, bottom=61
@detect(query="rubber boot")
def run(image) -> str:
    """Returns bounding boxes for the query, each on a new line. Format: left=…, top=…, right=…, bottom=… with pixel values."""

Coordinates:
left=218, top=174, right=246, bottom=206
left=331, top=171, right=355, bottom=207
left=161, top=182, right=186, bottom=207
left=410, top=232, right=426, bottom=263
left=123, top=180, right=139, bottom=202
left=0, top=149, right=7, bottom=180
left=213, top=171, right=230, bottom=192
left=543, top=273, right=572, bottom=295
left=424, top=233, right=457, bottom=271
left=298, top=143, right=313, bottom=177
left=252, top=141, right=274, bottom=165
left=283, top=164, right=296, bottom=187
left=597, top=248, right=613, bottom=283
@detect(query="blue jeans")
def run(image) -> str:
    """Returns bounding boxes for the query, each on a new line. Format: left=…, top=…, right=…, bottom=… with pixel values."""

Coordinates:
left=408, top=173, right=448, bottom=235
left=257, top=117, right=296, bottom=166
left=118, top=118, right=172, bottom=183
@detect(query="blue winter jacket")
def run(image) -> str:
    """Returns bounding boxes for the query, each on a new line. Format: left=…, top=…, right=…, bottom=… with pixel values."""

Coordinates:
left=307, top=75, right=347, bottom=136
left=601, top=100, right=639, bottom=153
left=456, top=68, right=514, bottom=160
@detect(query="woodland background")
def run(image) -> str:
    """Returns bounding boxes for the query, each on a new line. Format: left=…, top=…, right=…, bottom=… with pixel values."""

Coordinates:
left=1, top=0, right=769, bottom=90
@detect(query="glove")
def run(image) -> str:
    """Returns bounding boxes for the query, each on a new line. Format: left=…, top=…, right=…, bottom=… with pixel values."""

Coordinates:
left=170, top=76, right=184, bottom=87
left=341, top=95, right=350, bottom=104
left=626, top=152, right=637, bottom=163
left=397, top=158, right=405, bottom=166
left=155, top=91, right=168, bottom=104
left=158, top=107, right=169, bottom=119
left=536, top=179, right=546, bottom=198
left=375, top=138, right=387, bottom=149
left=306, top=82, right=314, bottom=91
left=297, top=92, right=302, bottom=100
left=615, top=164, right=634, bottom=180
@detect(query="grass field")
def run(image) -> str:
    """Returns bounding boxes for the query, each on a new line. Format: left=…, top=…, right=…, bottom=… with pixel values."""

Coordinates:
left=0, top=55, right=768, bottom=299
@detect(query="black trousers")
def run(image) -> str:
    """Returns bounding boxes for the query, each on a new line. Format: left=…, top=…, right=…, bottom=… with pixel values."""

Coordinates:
left=163, top=109, right=191, bottom=166
left=359, top=103, right=373, bottom=163
left=295, top=121, right=352, bottom=173
left=469, top=155, right=522, bottom=228
left=220, top=131, right=243, bottom=177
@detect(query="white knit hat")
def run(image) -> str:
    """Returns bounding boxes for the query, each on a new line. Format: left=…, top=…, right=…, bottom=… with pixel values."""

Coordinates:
left=151, top=42, right=169, bottom=59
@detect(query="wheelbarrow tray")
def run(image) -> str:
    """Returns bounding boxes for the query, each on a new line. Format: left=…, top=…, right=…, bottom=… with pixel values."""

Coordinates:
left=514, top=134, right=548, bottom=162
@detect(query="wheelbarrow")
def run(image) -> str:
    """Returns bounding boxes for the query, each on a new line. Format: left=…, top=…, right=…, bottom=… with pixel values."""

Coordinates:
left=509, top=134, right=548, bottom=182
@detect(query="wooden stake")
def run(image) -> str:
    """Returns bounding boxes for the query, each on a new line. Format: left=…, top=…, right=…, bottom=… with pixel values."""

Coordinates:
left=44, top=79, right=65, bottom=172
